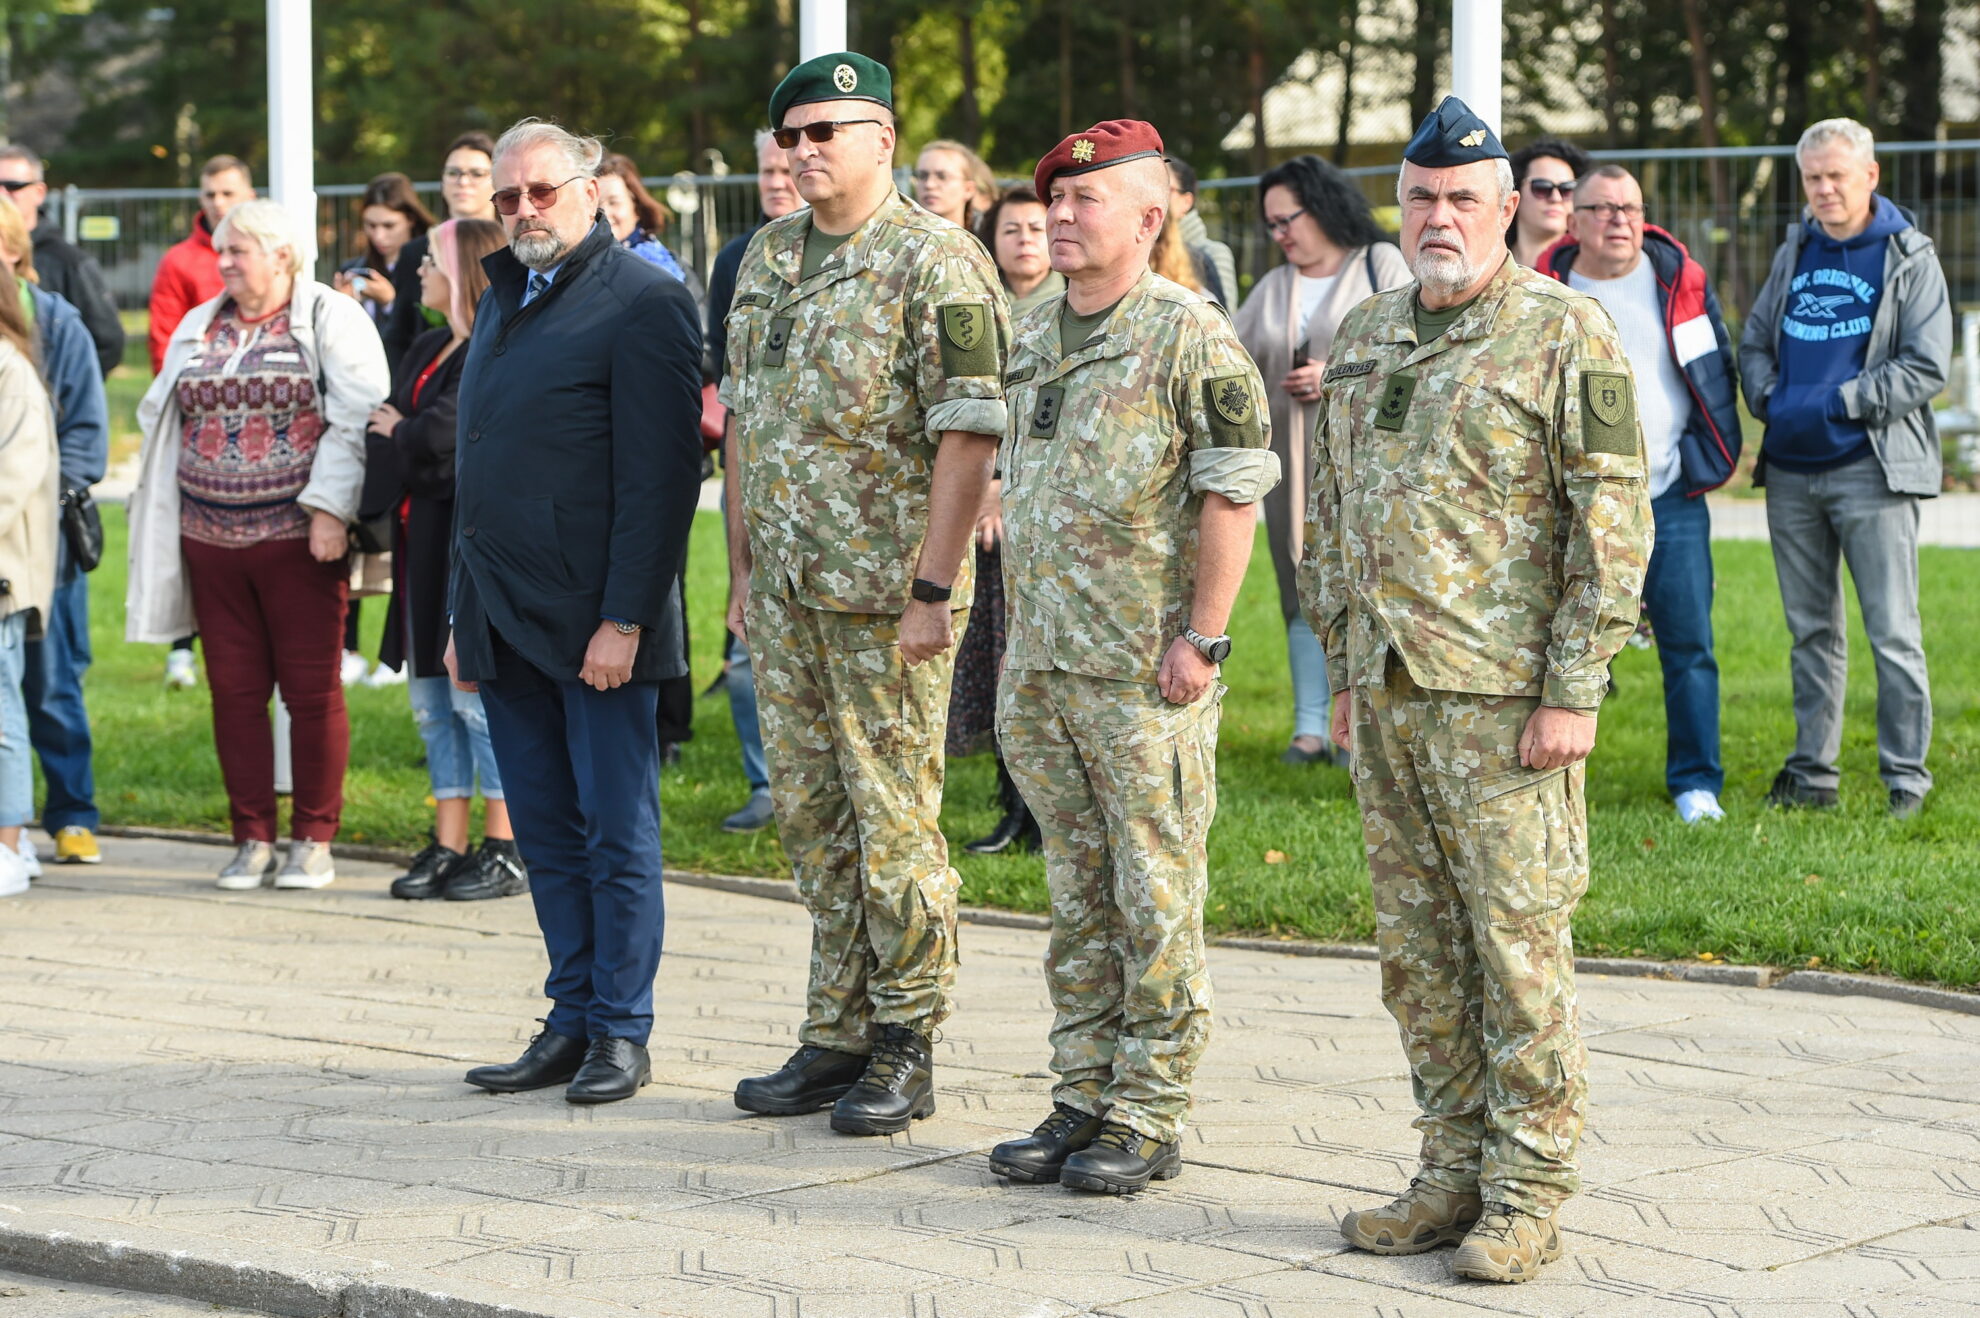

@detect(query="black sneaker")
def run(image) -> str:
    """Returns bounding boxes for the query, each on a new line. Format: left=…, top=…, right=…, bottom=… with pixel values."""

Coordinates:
left=1890, top=789, right=1925, bottom=819
left=391, top=836, right=471, bottom=900
left=443, top=838, right=530, bottom=901
left=1764, top=770, right=1837, bottom=810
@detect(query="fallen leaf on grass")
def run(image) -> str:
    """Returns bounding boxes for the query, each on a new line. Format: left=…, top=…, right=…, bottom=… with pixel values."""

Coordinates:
left=1264, top=849, right=1287, bottom=864
left=1804, top=873, right=1822, bottom=885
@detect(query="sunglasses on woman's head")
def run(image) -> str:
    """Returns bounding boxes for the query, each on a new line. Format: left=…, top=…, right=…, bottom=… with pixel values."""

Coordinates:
left=771, top=119, right=883, bottom=150
left=1526, top=179, right=1576, bottom=201
left=491, top=175, right=586, bottom=216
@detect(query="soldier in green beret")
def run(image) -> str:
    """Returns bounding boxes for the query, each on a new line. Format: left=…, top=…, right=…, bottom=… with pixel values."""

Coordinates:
left=985, top=120, right=1279, bottom=1195
left=722, top=52, right=1009, bottom=1136
left=1300, top=96, right=1652, bottom=1281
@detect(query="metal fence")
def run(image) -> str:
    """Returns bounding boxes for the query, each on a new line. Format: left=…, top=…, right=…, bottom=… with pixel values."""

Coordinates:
left=50, top=141, right=1980, bottom=320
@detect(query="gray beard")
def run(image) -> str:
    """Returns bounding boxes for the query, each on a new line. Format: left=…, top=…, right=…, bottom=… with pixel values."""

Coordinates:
left=1411, top=248, right=1485, bottom=299
left=511, top=228, right=571, bottom=271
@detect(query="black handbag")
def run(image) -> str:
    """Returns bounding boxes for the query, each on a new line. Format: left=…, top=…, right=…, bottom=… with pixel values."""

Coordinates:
left=59, top=486, right=103, bottom=573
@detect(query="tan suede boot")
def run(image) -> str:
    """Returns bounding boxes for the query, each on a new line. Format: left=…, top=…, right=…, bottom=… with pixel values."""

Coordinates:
left=1339, top=1179, right=1484, bottom=1254
left=1451, top=1203, right=1565, bottom=1282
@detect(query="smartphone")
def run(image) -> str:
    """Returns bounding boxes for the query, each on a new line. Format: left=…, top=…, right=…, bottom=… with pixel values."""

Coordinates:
left=1292, top=339, right=1311, bottom=368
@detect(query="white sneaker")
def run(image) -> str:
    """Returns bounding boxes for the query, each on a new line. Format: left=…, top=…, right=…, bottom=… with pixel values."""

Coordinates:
left=340, top=651, right=371, bottom=686
left=275, top=840, right=336, bottom=890
left=216, top=840, right=278, bottom=890
left=14, top=832, right=41, bottom=879
left=164, top=647, right=199, bottom=690
left=1676, top=789, right=1725, bottom=824
left=364, top=662, right=408, bottom=687
left=0, top=845, right=28, bottom=897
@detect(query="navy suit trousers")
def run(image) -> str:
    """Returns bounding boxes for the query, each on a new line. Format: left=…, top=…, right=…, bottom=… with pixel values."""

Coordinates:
left=479, top=638, right=665, bottom=1043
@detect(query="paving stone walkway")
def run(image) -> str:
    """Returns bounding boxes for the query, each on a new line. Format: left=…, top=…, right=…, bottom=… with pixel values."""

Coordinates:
left=2, top=839, right=1978, bottom=1317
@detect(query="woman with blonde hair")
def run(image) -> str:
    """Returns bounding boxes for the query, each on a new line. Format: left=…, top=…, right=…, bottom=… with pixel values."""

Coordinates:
left=1152, top=210, right=1224, bottom=303
left=0, top=262, right=61, bottom=896
left=914, top=140, right=999, bottom=230
left=127, top=199, right=389, bottom=890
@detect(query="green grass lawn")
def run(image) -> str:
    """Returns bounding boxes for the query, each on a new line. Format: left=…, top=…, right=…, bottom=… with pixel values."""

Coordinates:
left=79, top=503, right=1980, bottom=988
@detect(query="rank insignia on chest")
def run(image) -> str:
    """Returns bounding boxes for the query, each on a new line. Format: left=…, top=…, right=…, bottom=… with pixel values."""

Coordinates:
left=1373, top=371, right=1416, bottom=432
left=764, top=316, right=794, bottom=367
left=1029, top=385, right=1065, bottom=436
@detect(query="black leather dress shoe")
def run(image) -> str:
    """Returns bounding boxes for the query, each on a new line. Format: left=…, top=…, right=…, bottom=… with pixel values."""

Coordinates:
left=830, top=1023, right=934, bottom=1135
left=988, top=1102, right=1104, bottom=1183
left=392, top=837, right=471, bottom=900
left=565, top=1037, right=652, bottom=1105
left=465, top=1024, right=587, bottom=1092
left=1059, top=1120, right=1182, bottom=1194
left=734, top=1043, right=869, bottom=1115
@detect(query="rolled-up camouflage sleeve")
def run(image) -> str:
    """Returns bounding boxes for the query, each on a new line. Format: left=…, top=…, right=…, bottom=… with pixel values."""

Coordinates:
left=910, top=232, right=1010, bottom=440
left=1546, top=304, right=1655, bottom=709
left=1181, top=312, right=1280, bottom=503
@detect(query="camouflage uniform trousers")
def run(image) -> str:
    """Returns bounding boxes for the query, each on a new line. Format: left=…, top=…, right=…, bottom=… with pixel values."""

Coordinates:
left=997, top=667, right=1221, bottom=1143
left=747, top=581, right=968, bottom=1054
left=1350, top=649, right=1591, bottom=1216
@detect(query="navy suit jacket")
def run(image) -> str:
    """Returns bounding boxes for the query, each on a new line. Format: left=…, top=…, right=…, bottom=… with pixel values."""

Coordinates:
left=451, top=217, right=704, bottom=684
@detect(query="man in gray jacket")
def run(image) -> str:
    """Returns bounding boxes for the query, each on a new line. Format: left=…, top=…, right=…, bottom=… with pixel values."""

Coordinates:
left=1739, top=118, right=1948, bottom=819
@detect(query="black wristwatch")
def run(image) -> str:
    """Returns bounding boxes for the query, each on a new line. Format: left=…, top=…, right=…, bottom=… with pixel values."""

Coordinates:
left=911, top=578, right=953, bottom=604
left=1184, top=626, right=1232, bottom=664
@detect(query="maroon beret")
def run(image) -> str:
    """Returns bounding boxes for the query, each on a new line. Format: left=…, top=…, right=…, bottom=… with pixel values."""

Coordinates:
left=1033, top=120, right=1167, bottom=199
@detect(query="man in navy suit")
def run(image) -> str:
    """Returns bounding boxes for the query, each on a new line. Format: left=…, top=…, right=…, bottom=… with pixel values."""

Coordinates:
left=449, top=119, right=704, bottom=1104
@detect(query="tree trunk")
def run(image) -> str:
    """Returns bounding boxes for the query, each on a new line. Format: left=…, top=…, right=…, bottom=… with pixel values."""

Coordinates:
left=1058, top=2, right=1073, bottom=137
left=1333, top=0, right=1358, bottom=165
left=1780, top=6, right=1811, bottom=148
left=1680, top=0, right=1740, bottom=308
left=1863, top=0, right=1881, bottom=123
left=1247, top=22, right=1269, bottom=177
left=1898, top=0, right=1944, bottom=143
left=957, top=11, right=981, bottom=144
left=1409, top=0, right=1443, bottom=130
left=686, top=0, right=707, bottom=169
left=1599, top=0, right=1623, bottom=147
left=1118, top=16, right=1137, bottom=120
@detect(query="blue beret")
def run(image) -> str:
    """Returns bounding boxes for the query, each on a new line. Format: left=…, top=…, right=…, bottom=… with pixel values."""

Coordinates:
left=769, top=52, right=892, bottom=129
left=1403, top=96, right=1510, bottom=168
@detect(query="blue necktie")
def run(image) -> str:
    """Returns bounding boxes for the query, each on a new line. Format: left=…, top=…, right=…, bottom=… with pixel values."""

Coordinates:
left=526, top=272, right=548, bottom=305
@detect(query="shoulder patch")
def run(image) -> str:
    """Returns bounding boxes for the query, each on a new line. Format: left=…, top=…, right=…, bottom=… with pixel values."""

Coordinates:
left=1203, top=374, right=1265, bottom=447
left=937, top=301, right=997, bottom=377
left=1583, top=371, right=1640, bottom=456
left=1324, top=359, right=1377, bottom=383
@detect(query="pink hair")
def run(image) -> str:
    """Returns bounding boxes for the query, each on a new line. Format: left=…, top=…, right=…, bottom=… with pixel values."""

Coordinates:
left=426, top=219, right=468, bottom=327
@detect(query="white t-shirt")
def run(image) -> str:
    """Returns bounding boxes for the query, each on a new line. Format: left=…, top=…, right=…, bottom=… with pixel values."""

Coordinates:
left=1295, top=274, right=1336, bottom=347
left=1569, top=258, right=1688, bottom=498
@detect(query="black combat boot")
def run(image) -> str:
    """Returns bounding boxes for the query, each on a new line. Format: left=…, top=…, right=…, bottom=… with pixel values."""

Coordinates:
left=1059, top=1120, right=1182, bottom=1194
left=965, top=758, right=1040, bottom=855
left=830, top=1024, right=935, bottom=1135
left=988, top=1102, right=1104, bottom=1183
left=391, top=834, right=471, bottom=900
left=734, top=1043, right=870, bottom=1115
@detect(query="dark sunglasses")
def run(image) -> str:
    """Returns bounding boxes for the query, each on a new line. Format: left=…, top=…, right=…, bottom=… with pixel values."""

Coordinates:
left=1526, top=178, right=1576, bottom=201
left=772, top=119, right=883, bottom=150
left=491, top=174, right=585, bottom=216
left=0, top=180, right=35, bottom=193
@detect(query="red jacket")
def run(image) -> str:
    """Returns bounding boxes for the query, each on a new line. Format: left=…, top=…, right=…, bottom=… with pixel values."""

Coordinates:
left=148, top=214, right=224, bottom=373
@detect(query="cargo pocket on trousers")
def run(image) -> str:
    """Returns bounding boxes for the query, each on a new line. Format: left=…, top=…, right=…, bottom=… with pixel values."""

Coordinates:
left=1468, top=765, right=1576, bottom=927
left=830, top=615, right=929, bottom=758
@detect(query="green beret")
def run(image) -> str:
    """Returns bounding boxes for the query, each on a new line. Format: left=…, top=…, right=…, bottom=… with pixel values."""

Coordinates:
left=768, top=52, right=892, bottom=129
left=1403, top=95, right=1510, bottom=168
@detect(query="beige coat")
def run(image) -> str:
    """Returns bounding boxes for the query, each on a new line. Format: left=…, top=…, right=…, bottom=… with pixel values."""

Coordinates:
left=0, top=342, right=59, bottom=639
left=125, top=278, right=389, bottom=644
left=1233, top=244, right=1411, bottom=619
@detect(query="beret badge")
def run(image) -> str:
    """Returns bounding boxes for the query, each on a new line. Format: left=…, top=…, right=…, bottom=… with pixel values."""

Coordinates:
left=1070, top=139, right=1096, bottom=163
left=833, top=63, right=858, bottom=93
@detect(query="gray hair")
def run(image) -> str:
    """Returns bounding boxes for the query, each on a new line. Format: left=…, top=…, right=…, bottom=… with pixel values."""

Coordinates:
left=753, top=128, right=779, bottom=157
left=1395, top=157, right=1516, bottom=207
left=1573, top=162, right=1637, bottom=200
left=0, top=144, right=44, bottom=181
left=211, top=198, right=303, bottom=274
left=1797, top=118, right=1875, bottom=167
left=493, top=119, right=605, bottom=178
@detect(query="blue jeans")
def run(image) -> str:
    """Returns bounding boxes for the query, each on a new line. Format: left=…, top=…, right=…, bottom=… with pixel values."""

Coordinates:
left=480, top=641, right=665, bottom=1044
left=408, top=676, right=505, bottom=800
left=1642, top=488, right=1723, bottom=797
left=1286, top=614, right=1330, bottom=740
left=726, top=632, right=768, bottom=792
left=24, top=573, right=97, bottom=830
left=0, top=613, right=32, bottom=829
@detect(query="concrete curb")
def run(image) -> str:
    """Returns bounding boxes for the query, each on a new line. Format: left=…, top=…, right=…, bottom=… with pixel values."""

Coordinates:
left=97, top=825, right=1980, bottom=1015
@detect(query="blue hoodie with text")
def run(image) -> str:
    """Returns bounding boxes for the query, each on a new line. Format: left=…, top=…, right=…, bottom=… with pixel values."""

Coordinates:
left=1763, top=193, right=1910, bottom=472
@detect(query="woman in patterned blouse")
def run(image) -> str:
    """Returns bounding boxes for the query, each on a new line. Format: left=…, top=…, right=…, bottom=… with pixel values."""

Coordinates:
left=127, top=200, right=389, bottom=892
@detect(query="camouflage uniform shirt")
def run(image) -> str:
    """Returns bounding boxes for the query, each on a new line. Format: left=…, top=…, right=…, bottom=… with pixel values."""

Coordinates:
left=1000, top=270, right=1280, bottom=684
left=1300, top=257, right=1653, bottom=708
left=721, top=189, right=1010, bottom=614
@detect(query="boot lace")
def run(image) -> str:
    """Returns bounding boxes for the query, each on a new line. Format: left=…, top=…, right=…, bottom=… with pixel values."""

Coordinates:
left=1090, top=1120, right=1144, bottom=1153
left=1033, top=1103, right=1094, bottom=1141
left=860, top=1025, right=926, bottom=1093
left=1467, top=1204, right=1521, bottom=1244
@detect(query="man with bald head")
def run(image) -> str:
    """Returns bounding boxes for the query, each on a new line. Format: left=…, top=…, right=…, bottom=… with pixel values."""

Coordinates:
left=985, top=121, right=1278, bottom=1195
left=1300, top=98, right=1651, bottom=1280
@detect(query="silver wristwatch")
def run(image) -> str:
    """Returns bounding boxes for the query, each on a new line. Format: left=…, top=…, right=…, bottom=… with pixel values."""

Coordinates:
left=1183, top=627, right=1232, bottom=664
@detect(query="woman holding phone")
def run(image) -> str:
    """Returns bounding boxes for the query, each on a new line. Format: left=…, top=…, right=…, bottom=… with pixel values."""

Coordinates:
left=1233, top=155, right=1408, bottom=767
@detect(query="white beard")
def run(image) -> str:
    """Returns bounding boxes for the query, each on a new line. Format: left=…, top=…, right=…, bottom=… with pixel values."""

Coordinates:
left=1409, top=229, right=1489, bottom=299
left=511, top=227, right=571, bottom=271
